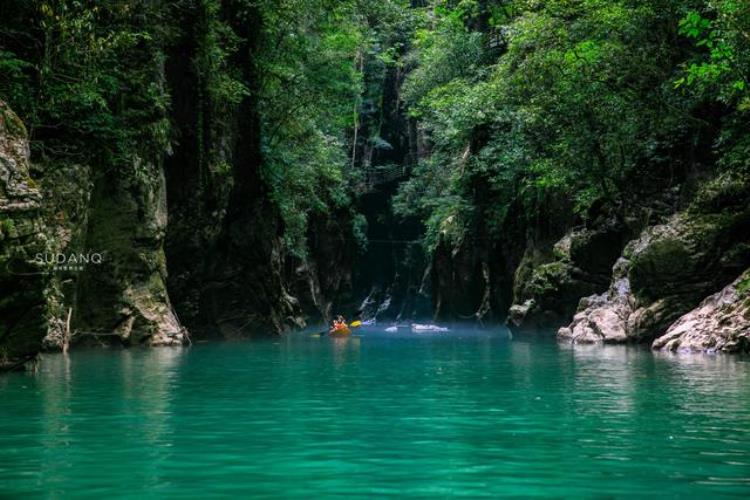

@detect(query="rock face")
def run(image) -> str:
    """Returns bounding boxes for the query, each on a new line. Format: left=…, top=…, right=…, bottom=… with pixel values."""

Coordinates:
left=200, top=194, right=302, bottom=337
left=1, top=99, right=186, bottom=371
left=0, top=101, right=50, bottom=369
left=162, top=4, right=304, bottom=338
left=286, top=212, right=355, bottom=324
left=509, top=222, right=628, bottom=330
left=75, top=162, right=186, bottom=346
left=432, top=236, right=491, bottom=322
left=652, top=269, right=750, bottom=353
left=38, top=162, right=92, bottom=350
left=559, top=173, right=750, bottom=344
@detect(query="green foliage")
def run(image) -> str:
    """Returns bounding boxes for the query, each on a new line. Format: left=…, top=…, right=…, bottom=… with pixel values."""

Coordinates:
left=675, top=2, right=750, bottom=107
left=673, top=0, right=750, bottom=189
left=403, top=9, right=486, bottom=118
left=351, top=213, right=369, bottom=253
left=255, top=0, right=413, bottom=256
left=4, top=0, right=748, bottom=266
left=194, top=1, right=247, bottom=110
left=1, top=217, right=17, bottom=237
left=0, top=0, right=392, bottom=259
left=394, top=0, right=742, bottom=254
left=254, top=0, right=365, bottom=255
left=0, top=1, right=172, bottom=172
left=737, top=269, right=750, bottom=296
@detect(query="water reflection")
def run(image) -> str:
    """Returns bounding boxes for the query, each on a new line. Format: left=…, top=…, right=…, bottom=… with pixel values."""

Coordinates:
left=36, top=353, right=73, bottom=489
left=2, top=332, right=750, bottom=497
left=331, top=336, right=360, bottom=369
left=33, top=347, right=185, bottom=492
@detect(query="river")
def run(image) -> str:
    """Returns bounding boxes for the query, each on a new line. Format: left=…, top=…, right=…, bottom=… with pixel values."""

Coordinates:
left=2, top=327, right=750, bottom=497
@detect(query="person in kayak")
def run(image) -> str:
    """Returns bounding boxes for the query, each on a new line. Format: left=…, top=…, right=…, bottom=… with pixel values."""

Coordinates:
left=330, top=315, right=349, bottom=335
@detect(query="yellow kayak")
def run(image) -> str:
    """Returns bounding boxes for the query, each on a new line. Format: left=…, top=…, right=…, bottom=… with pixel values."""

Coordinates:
left=329, top=326, right=351, bottom=337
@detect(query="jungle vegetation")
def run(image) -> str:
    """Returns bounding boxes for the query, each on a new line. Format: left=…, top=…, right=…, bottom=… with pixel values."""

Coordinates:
left=1, top=0, right=748, bottom=257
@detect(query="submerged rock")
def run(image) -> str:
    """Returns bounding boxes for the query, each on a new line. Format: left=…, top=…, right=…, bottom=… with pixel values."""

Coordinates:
left=411, top=323, right=449, bottom=332
left=653, top=269, right=750, bottom=353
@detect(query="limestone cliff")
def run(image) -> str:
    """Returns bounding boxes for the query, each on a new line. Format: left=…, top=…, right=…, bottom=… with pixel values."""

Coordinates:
left=507, top=221, right=630, bottom=330
left=162, top=2, right=302, bottom=337
left=0, top=98, right=186, bottom=372
left=559, top=172, right=750, bottom=345
left=0, top=102, right=50, bottom=369
left=74, top=159, right=186, bottom=346
left=286, top=211, right=356, bottom=325
left=652, top=268, right=750, bottom=353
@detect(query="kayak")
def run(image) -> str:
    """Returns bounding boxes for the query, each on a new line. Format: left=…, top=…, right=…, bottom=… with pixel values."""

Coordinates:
left=329, top=326, right=351, bottom=336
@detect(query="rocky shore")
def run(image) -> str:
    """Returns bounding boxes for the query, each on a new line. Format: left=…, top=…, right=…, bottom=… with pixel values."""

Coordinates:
left=550, top=172, right=750, bottom=352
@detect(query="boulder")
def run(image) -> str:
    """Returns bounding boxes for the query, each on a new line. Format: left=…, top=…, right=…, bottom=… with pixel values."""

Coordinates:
left=653, top=269, right=750, bottom=353
left=508, top=222, right=627, bottom=330
left=559, top=173, right=750, bottom=344
left=557, top=260, right=634, bottom=344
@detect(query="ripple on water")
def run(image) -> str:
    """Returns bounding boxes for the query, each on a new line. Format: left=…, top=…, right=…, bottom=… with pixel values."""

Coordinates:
left=1, top=330, right=750, bottom=496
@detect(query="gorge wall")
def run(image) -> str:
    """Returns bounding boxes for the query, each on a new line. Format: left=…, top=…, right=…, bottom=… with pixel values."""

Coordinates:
left=162, top=2, right=301, bottom=338
left=386, top=0, right=750, bottom=353
left=0, top=102, right=49, bottom=370
left=0, top=1, right=309, bottom=369
left=2, top=0, right=750, bottom=370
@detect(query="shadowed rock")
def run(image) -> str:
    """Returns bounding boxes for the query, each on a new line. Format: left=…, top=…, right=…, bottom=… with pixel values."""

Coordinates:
left=509, top=222, right=627, bottom=330
left=653, top=269, right=750, bottom=353
left=0, top=101, right=49, bottom=370
left=560, top=173, right=750, bottom=344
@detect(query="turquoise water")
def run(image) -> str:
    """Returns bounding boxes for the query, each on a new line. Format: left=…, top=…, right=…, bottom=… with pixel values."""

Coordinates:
left=2, top=328, right=750, bottom=498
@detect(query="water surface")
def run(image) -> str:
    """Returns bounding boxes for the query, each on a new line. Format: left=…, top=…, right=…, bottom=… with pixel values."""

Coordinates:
left=2, top=328, right=750, bottom=497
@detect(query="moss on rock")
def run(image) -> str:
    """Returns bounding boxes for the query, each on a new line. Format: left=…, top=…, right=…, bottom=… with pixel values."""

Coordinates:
left=508, top=222, right=628, bottom=330
left=560, top=171, right=750, bottom=345
left=0, top=102, right=51, bottom=371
